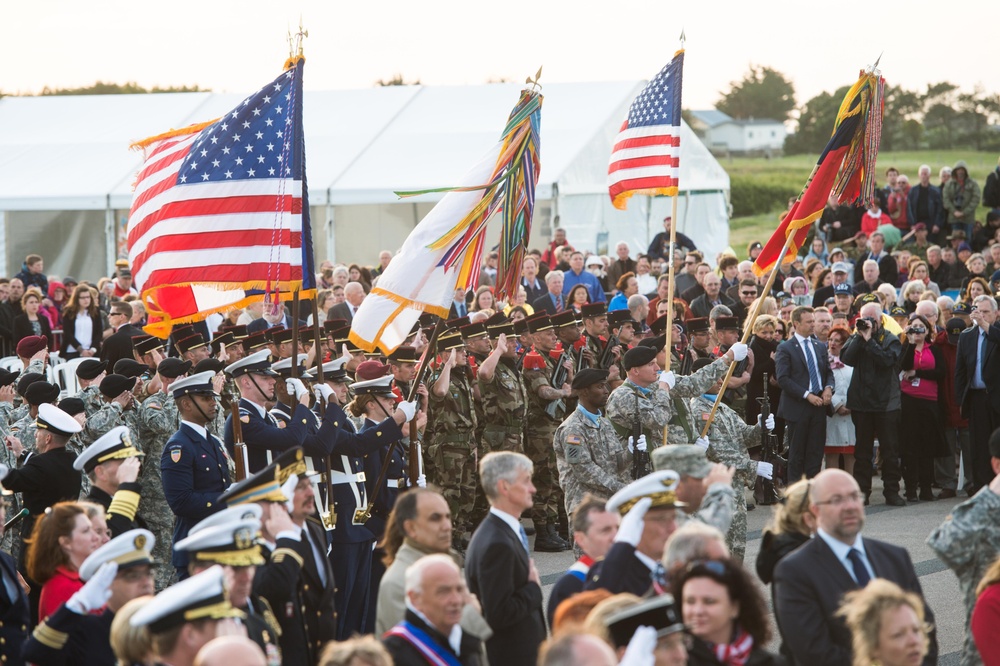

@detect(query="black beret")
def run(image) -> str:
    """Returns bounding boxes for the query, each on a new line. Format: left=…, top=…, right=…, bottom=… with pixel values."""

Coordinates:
left=114, top=359, right=148, bottom=379
left=638, top=335, right=666, bottom=351
left=571, top=368, right=609, bottom=390
left=0, top=369, right=18, bottom=387
left=58, top=397, right=86, bottom=417
left=194, top=358, right=226, bottom=375
left=99, top=374, right=134, bottom=399
left=623, top=345, right=659, bottom=370
left=16, top=372, right=46, bottom=398
left=76, top=359, right=108, bottom=381
left=24, top=381, right=60, bottom=406
left=157, top=357, right=192, bottom=379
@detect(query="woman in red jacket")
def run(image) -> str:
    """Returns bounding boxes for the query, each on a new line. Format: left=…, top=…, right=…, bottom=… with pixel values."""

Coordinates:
left=26, top=501, right=102, bottom=621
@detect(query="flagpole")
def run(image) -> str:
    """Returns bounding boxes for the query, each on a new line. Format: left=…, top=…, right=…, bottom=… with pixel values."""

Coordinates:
left=663, top=28, right=685, bottom=361
left=698, top=212, right=800, bottom=438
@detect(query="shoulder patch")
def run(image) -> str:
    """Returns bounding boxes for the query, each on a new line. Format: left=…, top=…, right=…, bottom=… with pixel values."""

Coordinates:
left=240, top=415, right=250, bottom=423
left=565, top=436, right=583, bottom=464
left=566, top=435, right=582, bottom=444
left=170, top=448, right=182, bottom=463
left=148, top=402, right=162, bottom=411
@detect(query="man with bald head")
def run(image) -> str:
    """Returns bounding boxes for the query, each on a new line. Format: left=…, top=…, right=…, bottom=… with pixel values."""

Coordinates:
left=194, top=636, right=266, bottom=666
left=328, top=282, right=366, bottom=323
left=774, top=469, right=937, bottom=666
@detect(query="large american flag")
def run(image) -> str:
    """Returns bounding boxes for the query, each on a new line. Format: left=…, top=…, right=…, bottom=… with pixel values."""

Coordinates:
left=608, top=50, right=684, bottom=210
left=127, top=58, right=315, bottom=338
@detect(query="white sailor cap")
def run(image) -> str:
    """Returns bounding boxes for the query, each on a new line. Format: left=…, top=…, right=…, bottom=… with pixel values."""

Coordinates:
left=169, top=371, right=219, bottom=399
left=73, top=425, right=144, bottom=472
left=606, top=470, right=685, bottom=515
left=225, top=349, right=278, bottom=378
left=79, top=529, right=155, bottom=582
left=174, top=518, right=264, bottom=567
left=36, top=403, right=84, bottom=439
left=271, top=354, right=313, bottom=379
left=130, top=565, right=244, bottom=633
left=189, top=504, right=264, bottom=536
left=349, top=375, right=395, bottom=396
left=309, top=356, right=349, bottom=382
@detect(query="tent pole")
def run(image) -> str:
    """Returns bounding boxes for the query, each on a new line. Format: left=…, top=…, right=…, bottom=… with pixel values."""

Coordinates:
left=326, top=190, right=335, bottom=263
left=104, top=196, right=116, bottom=276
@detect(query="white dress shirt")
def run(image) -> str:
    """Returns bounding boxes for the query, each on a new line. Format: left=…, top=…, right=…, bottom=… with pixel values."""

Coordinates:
left=816, top=528, right=876, bottom=584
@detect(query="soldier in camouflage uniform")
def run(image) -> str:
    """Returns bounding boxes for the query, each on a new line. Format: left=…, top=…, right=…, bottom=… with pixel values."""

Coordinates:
left=580, top=303, right=623, bottom=388
left=652, top=444, right=737, bottom=535
left=477, top=324, right=526, bottom=454
left=82, top=374, right=141, bottom=446
left=686, top=357, right=776, bottom=562
left=74, top=359, right=109, bottom=416
left=425, top=331, right=478, bottom=550
left=522, top=313, right=572, bottom=551
left=10, top=381, right=60, bottom=451
left=607, top=342, right=746, bottom=449
left=927, top=464, right=1000, bottom=666
left=553, top=368, right=631, bottom=517
left=136, top=357, right=192, bottom=591
left=461, top=321, right=493, bottom=529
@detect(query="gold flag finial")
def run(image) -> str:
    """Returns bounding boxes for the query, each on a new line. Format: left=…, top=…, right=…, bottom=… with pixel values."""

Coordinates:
left=525, top=66, right=543, bottom=92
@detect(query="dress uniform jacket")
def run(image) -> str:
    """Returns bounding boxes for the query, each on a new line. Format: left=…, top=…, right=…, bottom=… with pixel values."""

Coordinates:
left=161, top=422, right=231, bottom=568
left=3, top=447, right=80, bottom=552
left=362, top=418, right=408, bottom=539
left=585, top=542, right=657, bottom=596
left=86, top=484, right=147, bottom=538
left=242, top=594, right=282, bottom=664
left=253, top=538, right=315, bottom=666
left=300, top=519, right=338, bottom=658
left=22, top=604, right=115, bottom=666
left=0, top=550, right=29, bottom=666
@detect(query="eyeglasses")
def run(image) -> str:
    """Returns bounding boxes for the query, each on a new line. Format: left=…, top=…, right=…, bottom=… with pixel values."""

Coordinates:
left=813, top=491, right=863, bottom=507
left=684, top=559, right=730, bottom=579
left=741, top=291, right=757, bottom=297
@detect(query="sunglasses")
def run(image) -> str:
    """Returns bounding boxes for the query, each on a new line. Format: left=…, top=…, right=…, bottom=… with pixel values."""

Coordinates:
left=685, top=559, right=731, bottom=579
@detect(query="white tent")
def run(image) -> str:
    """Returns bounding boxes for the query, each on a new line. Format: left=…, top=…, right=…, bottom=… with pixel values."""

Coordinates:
left=0, top=82, right=730, bottom=281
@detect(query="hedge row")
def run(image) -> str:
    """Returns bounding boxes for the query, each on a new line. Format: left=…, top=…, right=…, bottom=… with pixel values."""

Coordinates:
left=729, top=173, right=801, bottom=217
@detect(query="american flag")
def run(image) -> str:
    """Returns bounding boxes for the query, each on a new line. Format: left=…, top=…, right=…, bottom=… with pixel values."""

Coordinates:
left=608, top=50, right=684, bottom=210
left=127, top=58, right=314, bottom=338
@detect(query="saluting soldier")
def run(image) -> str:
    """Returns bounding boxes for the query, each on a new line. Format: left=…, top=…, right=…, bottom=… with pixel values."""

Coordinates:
left=81, top=373, right=140, bottom=447
left=553, top=368, right=633, bottom=517
left=76, top=425, right=146, bottom=537
left=73, top=359, right=109, bottom=416
left=478, top=323, right=527, bottom=454
left=160, top=371, right=231, bottom=580
left=175, top=515, right=282, bottom=663
left=522, top=313, right=572, bottom=552
left=685, top=357, right=776, bottom=562
left=10, top=380, right=61, bottom=451
left=425, top=331, right=478, bottom=551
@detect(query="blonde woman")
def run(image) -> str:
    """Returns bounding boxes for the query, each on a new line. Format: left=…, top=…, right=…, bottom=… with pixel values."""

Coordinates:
left=837, top=579, right=931, bottom=666
left=110, top=595, right=154, bottom=666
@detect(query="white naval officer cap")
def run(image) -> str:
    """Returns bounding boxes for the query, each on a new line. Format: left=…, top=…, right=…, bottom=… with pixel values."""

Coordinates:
left=349, top=375, right=395, bottom=396
left=73, top=425, right=143, bottom=472
left=271, top=354, right=313, bottom=379
left=225, top=349, right=279, bottom=378
left=130, top=565, right=244, bottom=633
left=169, top=370, right=220, bottom=399
left=79, top=528, right=155, bottom=581
left=174, top=518, right=264, bottom=567
left=35, top=403, right=83, bottom=439
left=606, top=470, right=686, bottom=515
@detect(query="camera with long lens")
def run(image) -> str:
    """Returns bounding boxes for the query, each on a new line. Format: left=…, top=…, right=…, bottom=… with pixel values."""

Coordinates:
left=856, top=318, right=872, bottom=332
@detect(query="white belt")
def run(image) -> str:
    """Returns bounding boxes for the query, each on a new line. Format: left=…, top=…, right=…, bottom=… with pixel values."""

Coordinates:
left=386, top=478, right=406, bottom=489
left=329, top=469, right=366, bottom=485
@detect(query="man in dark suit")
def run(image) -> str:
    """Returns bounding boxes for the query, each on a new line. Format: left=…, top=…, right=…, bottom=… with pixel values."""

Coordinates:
left=531, top=270, right=566, bottom=315
left=465, top=451, right=546, bottom=665
left=954, top=294, right=1000, bottom=492
left=774, top=469, right=937, bottom=666
left=775, top=306, right=834, bottom=481
left=326, top=282, right=366, bottom=324
left=853, top=231, right=898, bottom=286
left=688, top=272, right=735, bottom=318
left=100, top=301, right=143, bottom=368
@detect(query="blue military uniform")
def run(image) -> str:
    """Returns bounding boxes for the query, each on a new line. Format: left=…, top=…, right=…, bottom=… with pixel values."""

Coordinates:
left=0, top=550, right=29, bottom=666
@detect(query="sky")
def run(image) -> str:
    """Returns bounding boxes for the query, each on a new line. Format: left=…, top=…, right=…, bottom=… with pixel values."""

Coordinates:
left=2, top=0, right=996, bottom=114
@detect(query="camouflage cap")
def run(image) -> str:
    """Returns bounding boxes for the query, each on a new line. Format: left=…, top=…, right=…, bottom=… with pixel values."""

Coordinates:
left=651, top=444, right=713, bottom=479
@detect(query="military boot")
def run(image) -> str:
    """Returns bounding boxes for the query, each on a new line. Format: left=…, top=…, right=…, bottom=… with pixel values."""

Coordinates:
left=533, top=524, right=565, bottom=553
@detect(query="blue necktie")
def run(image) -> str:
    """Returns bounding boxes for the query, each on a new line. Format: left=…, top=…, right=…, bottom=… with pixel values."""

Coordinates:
left=518, top=525, right=530, bottom=556
left=804, top=340, right=821, bottom=394
left=847, top=548, right=871, bottom=586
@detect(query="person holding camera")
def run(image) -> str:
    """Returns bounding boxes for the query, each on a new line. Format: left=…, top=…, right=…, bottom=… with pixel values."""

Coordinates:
left=841, top=302, right=905, bottom=506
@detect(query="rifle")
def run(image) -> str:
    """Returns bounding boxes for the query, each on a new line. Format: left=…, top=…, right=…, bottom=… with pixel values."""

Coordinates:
left=231, top=402, right=249, bottom=482
left=407, top=321, right=443, bottom=484
left=631, top=393, right=651, bottom=479
left=544, top=346, right=570, bottom=419
left=598, top=332, right=620, bottom=370
left=575, top=336, right=589, bottom=372
left=753, top=373, right=787, bottom=505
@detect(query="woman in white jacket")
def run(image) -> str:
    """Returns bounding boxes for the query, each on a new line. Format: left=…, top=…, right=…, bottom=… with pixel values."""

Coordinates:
left=825, top=325, right=855, bottom=474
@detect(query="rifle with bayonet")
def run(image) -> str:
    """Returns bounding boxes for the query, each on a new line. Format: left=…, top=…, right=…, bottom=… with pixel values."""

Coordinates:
left=598, top=332, right=620, bottom=370
left=753, top=372, right=786, bottom=505
left=544, top=345, right=571, bottom=419
left=631, top=393, right=651, bottom=479
left=231, top=402, right=249, bottom=482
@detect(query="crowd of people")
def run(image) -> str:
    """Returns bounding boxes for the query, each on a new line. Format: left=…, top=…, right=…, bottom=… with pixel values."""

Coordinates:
left=0, top=156, right=998, bottom=665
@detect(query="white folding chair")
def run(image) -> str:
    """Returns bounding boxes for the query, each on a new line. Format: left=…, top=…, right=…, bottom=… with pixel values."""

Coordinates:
left=0, top=357, right=23, bottom=374
left=53, top=357, right=87, bottom=397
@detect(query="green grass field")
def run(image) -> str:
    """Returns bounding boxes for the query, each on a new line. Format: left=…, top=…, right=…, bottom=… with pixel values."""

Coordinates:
left=724, top=150, right=999, bottom=252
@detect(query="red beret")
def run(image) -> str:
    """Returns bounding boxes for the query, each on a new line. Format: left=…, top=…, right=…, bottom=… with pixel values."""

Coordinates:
left=16, top=336, right=47, bottom=358
left=355, top=360, right=390, bottom=381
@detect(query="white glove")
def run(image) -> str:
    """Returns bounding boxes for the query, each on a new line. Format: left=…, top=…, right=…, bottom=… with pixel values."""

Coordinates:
left=66, top=561, right=117, bottom=614
left=627, top=434, right=647, bottom=453
left=729, top=342, right=748, bottom=361
left=285, top=378, right=308, bottom=401
left=619, top=625, right=657, bottom=666
left=281, top=473, right=299, bottom=512
left=313, top=384, right=334, bottom=406
left=416, top=473, right=427, bottom=488
left=658, top=370, right=676, bottom=389
left=756, top=461, right=774, bottom=480
left=397, top=400, right=417, bottom=423
left=614, top=497, right=651, bottom=547
left=757, top=413, right=775, bottom=431
left=695, top=436, right=710, bottom=451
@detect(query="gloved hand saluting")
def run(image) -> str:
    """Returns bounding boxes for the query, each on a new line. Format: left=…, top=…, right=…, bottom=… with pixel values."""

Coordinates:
left=628, top=434, right=648, bottom=453
left=619, top=625, right=657, bottom=666
left=66, top=562, right=117, bottom=615
left=756, top=461, right=774, bottom=480
left=614, top=497, right=651, bottom=547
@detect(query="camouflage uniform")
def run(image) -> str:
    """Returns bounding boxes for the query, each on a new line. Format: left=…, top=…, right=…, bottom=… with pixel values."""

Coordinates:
left=927, top=488, right=1000, bottom=666
left=425, top=368, right=478, bottom=546
left=477, top=358, right=527, bottom=454
left=9, top=413, right=37, bottom=452
left=77, top=385, right=104, bottom=417
left=552, top=407, right=631, bottom=516
left=687, top=395, right=761, bottom=562
left=7, top=404, right=29, bottom=427
left=676, top=483, right=737, bottom=535
left=137, top=390, right=180, bottom=591
left=0, top=402, right=15, bottom=427
left=523, top=354, right=567, bottom=531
